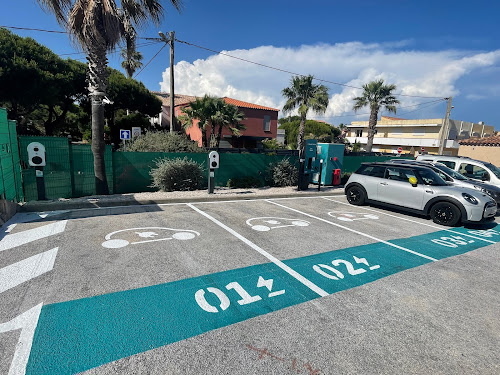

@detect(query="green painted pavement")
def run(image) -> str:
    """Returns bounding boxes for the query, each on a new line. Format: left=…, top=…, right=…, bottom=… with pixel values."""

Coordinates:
left=25, top=225, right=498, bottom=374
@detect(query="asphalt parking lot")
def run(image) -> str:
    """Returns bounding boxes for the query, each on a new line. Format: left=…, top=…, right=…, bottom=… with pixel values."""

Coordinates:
left=1, top=196, right=499, bottom=375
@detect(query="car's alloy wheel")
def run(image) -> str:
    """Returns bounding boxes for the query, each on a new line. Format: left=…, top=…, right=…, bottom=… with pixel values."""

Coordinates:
left=430, top=202, right=461, bottom=226
left=346, top=186, right=366, bottom=206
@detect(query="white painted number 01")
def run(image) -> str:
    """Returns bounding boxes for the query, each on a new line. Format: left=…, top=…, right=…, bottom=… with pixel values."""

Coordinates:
left=195, top=276, right=285, bottom=313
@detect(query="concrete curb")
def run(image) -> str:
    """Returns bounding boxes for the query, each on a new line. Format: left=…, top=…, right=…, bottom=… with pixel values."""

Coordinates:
left=18, top=188, right=346, bottom=212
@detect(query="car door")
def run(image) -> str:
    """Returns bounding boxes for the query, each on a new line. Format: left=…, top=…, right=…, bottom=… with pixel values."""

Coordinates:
left=458, top=162, right=491, bottom=182
left=377, top=166, right=426, bottom=209
left=356, top=164, right=386, bottom=200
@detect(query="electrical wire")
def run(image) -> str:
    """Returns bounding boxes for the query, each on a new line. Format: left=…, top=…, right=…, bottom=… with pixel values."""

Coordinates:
left=2, top=24, right=449, bottom=100
left=173, top=38, right=445, bottom=99
left=0, top=25, right=67, bottom=34
left=312, top=98, right=447, bottom=119
left=58, top=41, right=161, bottom=57
left=133, top=43, right=167, bottom=78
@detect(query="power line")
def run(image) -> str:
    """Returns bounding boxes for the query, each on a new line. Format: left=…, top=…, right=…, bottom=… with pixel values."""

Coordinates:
left=133, top=43, right=167, bottom=78
left=0, top=25, right=67, bottom=34
left=58, top=41, right=161, bottom=57
left=172, top=38, right=445, bottom=99
left=309, top=98, right=446, bottom=119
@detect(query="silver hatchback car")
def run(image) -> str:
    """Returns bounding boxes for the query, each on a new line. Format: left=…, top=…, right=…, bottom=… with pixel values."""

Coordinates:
left=345, top=162, right=497, bottom=226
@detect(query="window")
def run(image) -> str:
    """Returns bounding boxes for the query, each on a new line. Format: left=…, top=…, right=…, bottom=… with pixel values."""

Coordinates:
left=391, top=127, right=403, bottom=135
left=459, top=163, right=490, bottom=181
left=263, top=115, right=271, bottom=131
left=355, top=129, right=363, bottom=137
left=437, top=160, right=456, bottom=169
left=416, top=169, right=446, bottom=186
left=385, top=167, right=416, bottom=182
left=357, top=165, right=386, bottom=178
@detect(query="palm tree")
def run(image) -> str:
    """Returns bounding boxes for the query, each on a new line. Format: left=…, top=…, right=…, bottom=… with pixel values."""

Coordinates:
left=181, top=95, right=217, bottom=147
left=121, top=47, right=143, bottom=79
left=281, top=75, right=329, bottom=155
left=352, top=79, right=400, bottom=152
left=212, top=101, right=246, bottom=149
left=37, top=0, right=182, bottom=194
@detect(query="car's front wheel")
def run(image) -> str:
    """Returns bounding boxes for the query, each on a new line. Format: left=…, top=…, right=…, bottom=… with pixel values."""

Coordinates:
left=346, top=185, right=366, bottom=206
left=430, top=202, right=461, bottom=226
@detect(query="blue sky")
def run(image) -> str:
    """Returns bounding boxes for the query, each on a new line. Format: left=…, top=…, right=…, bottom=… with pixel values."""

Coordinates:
left=1, top=0, right=499, bottom=129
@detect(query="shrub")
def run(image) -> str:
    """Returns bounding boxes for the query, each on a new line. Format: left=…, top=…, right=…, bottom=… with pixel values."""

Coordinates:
left=227, top=176, right=262, bottom=188
left=126, top=131, right=204, bottom=153
left=261, top=138, right=286, bottom=150
left=267, top=159, right=298, bottom=187
left=150, top=157, right=204, bottom=191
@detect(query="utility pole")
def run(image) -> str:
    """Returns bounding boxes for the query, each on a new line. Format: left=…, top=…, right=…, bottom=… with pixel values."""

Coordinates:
left=438, top=97, right=453, bottom=155
left=159, top=31, right=175, bottom=133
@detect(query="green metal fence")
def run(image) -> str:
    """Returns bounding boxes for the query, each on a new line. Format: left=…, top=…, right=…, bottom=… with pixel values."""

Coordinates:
left=0, top=108, right=23, bottom=202
left=113, top=151, right=298, bottom=194
left=19, top=137, right=113, bottom=200
left=15, top=133, right=412, bottom=201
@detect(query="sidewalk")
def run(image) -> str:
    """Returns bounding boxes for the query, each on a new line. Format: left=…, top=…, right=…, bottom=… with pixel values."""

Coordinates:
left=19, top=185, right=345, bottom=212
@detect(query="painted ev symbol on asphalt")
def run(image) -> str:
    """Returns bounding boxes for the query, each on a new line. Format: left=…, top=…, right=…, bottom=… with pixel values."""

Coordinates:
left=246, top=217, right=310, bottom=232
left=327, top=212, right=379, bottom=222
left=102, top=227, right=200, bottom=248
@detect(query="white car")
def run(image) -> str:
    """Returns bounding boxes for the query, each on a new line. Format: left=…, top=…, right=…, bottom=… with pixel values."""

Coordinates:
left=416, top=155, right=500, bottom=188
left=345, top=162, right=497, bottom=226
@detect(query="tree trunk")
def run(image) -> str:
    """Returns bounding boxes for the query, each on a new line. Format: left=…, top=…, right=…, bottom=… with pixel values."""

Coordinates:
left=365, top=109, right=378, bottom=152
left=297, top=115, right=306, bottom=156
left=87, top=43, right=109, bottom=195
left=216, top=123, right=223, bottom=150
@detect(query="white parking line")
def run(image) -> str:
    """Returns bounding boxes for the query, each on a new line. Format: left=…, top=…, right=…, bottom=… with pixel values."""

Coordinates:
left=266, top=200, right=438, bottom=262
left=324, top=198, right=496, bottom=244
left=187, top=203, right=329, bottom=297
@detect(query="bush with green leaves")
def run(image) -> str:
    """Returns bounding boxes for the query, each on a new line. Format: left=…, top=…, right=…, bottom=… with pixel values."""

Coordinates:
left=126, top=131, right=204, bottom=153
left=227, top=176, right=262, bottom=188
left=150, top=157, right=204, bottom=191
left=267, top=159, right=298, bottom=187
left=261, top=138, right=287, bottom=150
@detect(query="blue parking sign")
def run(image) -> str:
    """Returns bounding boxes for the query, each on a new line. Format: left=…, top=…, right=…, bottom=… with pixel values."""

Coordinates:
left=120, top=129, right=131, bottom=140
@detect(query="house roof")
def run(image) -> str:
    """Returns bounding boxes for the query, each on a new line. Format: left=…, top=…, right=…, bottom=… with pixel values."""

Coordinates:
left=459, top=135, right=500, bottom=147
left=222, top=97, right=279, bottom=112
left=153, top=92, right=198, bottom=107
left=153, top=92, right=279, bottom=112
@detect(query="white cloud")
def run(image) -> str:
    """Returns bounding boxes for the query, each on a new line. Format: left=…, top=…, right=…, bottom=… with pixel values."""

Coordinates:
left=159, top=42, right=500, bottom=123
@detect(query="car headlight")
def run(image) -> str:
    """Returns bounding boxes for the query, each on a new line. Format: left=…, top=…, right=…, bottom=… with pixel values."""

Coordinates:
left=462, top=193, right=478, bottom=205
left=472, top=185, right=488, bottom=193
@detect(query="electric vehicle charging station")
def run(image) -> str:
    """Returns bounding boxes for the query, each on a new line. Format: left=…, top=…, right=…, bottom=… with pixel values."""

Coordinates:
left=312, top=143, right=344, bottom=186
left=299, top=141, right=344, bottom=189
left=208, top=151, right=219, bottom=194
left=27, top=142, right=47, bottom=200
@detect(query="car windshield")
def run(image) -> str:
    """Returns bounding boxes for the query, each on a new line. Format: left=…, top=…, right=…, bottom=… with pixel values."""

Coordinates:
left=416, top=168, right=447, bottom=186
left=433, top=163, right=468, bottom=180
left=484, top=162, right=500, bottom=178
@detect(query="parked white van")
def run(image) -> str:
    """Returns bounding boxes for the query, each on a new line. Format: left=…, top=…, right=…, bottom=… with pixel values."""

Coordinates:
left=416, top=155, right=500, bottom=188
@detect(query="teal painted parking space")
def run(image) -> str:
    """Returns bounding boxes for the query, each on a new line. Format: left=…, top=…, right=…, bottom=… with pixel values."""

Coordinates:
left=24, top=221, right=499, bottom=375
left=451, top=223, right=500, bottom=242
left=27, top=262, right=319, bottom=375
left=282, top=242, right=430, bottom=294
left=388, top=229, right=490, bottom=260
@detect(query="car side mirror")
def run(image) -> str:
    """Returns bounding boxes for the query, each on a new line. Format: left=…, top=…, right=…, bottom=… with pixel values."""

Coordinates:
left=482, top=174, right=489, bottom=181
left=409, top=177, right=418, bottom=187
